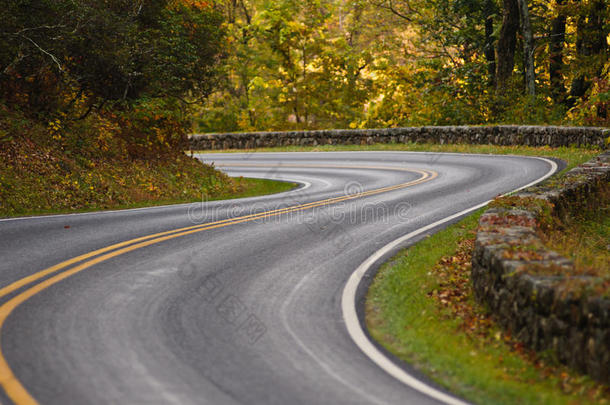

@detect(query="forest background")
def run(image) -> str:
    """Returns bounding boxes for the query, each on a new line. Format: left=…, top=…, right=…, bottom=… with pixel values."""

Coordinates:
left=0, top=0, right=608, bottom=214
left=1, top=0, right=608, bottom=145
left=199, top=0, right=609, bottom=132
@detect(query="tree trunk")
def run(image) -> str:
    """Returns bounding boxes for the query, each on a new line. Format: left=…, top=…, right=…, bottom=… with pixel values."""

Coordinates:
left=496, top=0, right=520, bottom=91
left=589, top=0, right=608, bottom=118
left=568, top=2, right=587, bottom=106
left=568, top=0, right=607, bottom=108
left=549, top=0, right=567, bottom=103
left=483, top=0, right=497, bottom=87
left=588, top=0, right=607, bottom=56
left=518, top=0, right=535, bottom=96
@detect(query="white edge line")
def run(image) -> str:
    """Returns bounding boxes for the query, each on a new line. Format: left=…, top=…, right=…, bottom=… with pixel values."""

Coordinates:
left=341, top=157, right=558, bottom=405
left=7, top=151, right=551, bottom=222
left=0, top=178, right=311, bottom=223
left=195, top=150, right=559, bottom=159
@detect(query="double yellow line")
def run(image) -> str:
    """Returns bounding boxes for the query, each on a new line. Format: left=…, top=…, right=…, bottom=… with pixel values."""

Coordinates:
left=0, top=164, right=437, bottom=404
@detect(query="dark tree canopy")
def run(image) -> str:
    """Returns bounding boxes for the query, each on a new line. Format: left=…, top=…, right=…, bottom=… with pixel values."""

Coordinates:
left=0, top=0, right=225, bottom=114
left=1, top=0, right=608, bottom=133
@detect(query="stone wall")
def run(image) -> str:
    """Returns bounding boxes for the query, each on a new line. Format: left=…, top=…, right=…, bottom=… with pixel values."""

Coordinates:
left=472, top=151, right=610, bottom=383
left=190, top=126, right=609, bottom=150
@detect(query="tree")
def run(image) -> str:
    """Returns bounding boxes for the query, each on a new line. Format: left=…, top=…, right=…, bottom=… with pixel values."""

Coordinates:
left=568, top=0, right=608, bottom=109
left=517, top=0, right=535, bottom=95
left=0, top=0, right=225, bottom=115
left=496, top=0, right=520, bottom=91
left=549, top=0, right=567, bottom=103
left=198, top=0, right=610, bottom=130
left=483, top=0, right=497, bottom=86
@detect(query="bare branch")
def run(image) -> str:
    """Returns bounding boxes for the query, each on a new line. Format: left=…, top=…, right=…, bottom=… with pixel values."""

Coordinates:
left=239, top=0, right=252, bottom=25
left=371, top=0, right=414, bottom=22
left=1, top=24, right=67, bottom=37
left=20, top=35, right=63, bottom=72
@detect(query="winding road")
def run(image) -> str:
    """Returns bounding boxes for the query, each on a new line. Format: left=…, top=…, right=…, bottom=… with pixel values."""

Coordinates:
left=0, top=151, right=559, bottom=404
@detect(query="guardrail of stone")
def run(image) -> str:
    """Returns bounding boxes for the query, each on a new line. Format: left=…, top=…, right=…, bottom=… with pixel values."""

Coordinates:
left=189, top=126, right=609, bottom=150
left=472, top=151, right=610, bottom=383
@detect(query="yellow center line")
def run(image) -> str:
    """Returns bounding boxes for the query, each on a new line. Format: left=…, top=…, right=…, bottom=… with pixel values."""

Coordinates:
left=0, top=165, right=437, bottom=405
left=214, top=163, right=421, bottom=171
left=0, top=165, right=430, bottom=301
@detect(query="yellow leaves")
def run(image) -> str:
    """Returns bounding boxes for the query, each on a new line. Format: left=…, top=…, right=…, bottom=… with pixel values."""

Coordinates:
left=48, top=118, right=64, bottom=140
left=176, top=0, right=210, bottom=10
left=286, top=20, right=306, bottom=33
left=146, top=183, right=160, bottom=194
left=48, top=119, right=61, bottom=131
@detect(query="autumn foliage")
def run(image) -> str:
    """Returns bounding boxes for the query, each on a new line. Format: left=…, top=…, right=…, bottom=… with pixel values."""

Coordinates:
left=0, top=1, right=230, bottom=214
left=197, top=0, right=608, bottom=132
left=0, top=0, right=225, bottom=157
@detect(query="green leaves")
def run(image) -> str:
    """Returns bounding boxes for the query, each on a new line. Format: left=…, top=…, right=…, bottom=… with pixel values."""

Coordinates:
left=0, top=0, right=225, bottom=112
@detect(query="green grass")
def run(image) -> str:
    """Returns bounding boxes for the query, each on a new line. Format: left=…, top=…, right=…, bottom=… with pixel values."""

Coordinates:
left=0, top=177, right=296, bottom=218
left=0, top=106, right=299, bottom=218
left=543, top=186, right=610, bottom=277
left=364, top=147, right=608, bottom=404
left=192, top=143, right=601, bottom=171
left=223, top=177, right=297, bottom=199
left=366, top=210, right=609, bottom=404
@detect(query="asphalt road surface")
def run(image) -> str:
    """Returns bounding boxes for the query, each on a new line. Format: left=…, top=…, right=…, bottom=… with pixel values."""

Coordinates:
left=0, top=151, right=558, bottom=405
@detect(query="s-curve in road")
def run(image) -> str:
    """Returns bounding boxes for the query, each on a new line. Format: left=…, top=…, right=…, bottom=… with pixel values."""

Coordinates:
left=0, top=151, right=558, bottom=405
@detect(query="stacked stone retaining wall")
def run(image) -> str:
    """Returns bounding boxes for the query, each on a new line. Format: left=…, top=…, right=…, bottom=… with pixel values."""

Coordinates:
left=472, top=151, right=610, bottom=383
left=190, top=126, right=609, bottom=150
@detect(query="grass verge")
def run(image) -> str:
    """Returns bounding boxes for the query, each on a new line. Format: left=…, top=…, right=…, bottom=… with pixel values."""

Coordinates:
left=0, top=105, right=300, bottom=218
left=365, top=149, right=609, bottom=403
left=0, top=176, right=295, bottom=218
left=0, top=139, right=295, bottom=218
left=366, top=209, right=609, bottom=404
left=542, top=186, right=610, bottom=277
